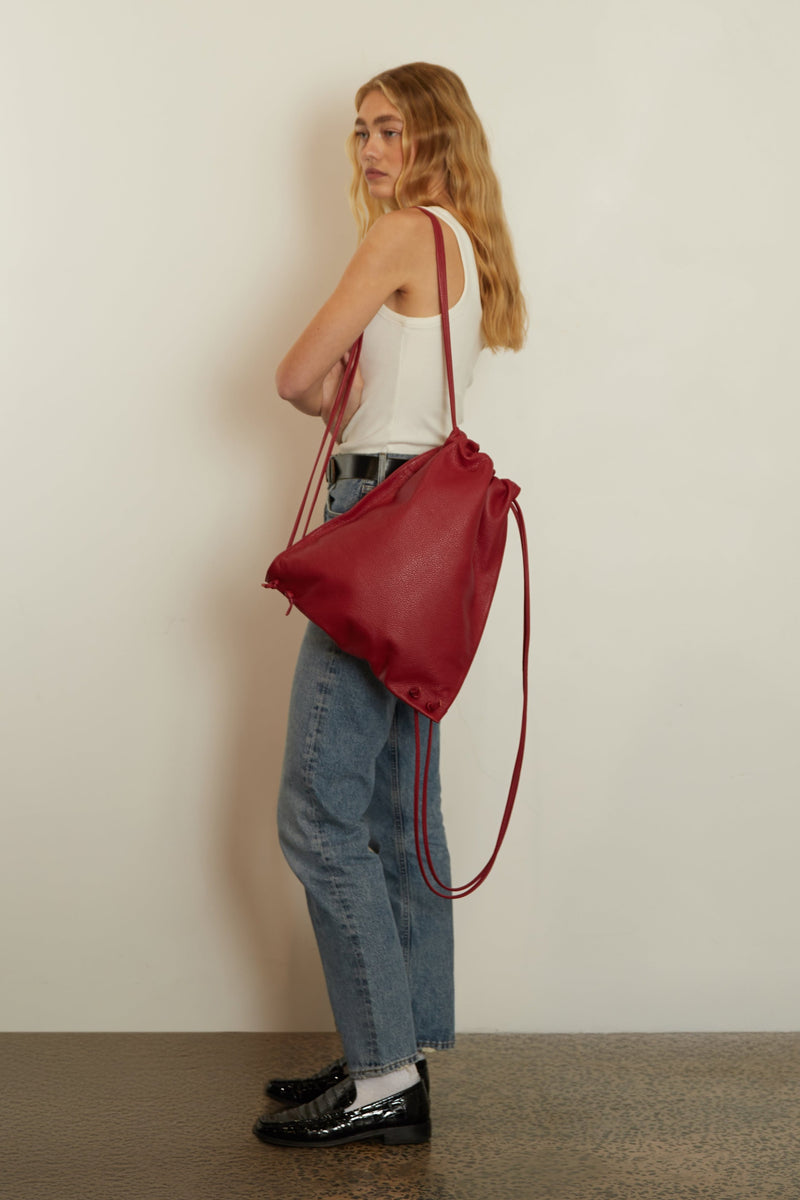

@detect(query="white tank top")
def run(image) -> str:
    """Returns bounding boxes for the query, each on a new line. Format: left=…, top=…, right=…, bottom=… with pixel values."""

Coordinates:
left=337, top=206, right=484, bottom=456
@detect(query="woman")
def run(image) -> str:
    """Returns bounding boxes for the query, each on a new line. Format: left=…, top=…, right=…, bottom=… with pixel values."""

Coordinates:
left=253, top=62, right=526, bottom=1148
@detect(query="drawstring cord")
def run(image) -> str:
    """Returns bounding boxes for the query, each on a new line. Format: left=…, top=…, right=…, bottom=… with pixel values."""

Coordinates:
left=263, top=579, right=294, bottom=615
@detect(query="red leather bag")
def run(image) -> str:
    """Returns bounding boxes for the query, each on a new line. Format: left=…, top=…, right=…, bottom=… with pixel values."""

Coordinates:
left=264, top=208, right=530, bottom=897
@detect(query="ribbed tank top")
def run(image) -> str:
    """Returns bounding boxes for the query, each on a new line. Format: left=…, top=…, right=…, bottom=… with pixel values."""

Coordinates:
left=337, top=206, right=484, bottom=456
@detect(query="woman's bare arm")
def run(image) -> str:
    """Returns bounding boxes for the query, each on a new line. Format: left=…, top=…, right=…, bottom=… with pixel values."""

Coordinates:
left=275, top=209, right=428, bottom=415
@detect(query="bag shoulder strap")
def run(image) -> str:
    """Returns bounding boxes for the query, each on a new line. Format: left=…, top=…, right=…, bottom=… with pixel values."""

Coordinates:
left=415, top=207, right=458, bottom=432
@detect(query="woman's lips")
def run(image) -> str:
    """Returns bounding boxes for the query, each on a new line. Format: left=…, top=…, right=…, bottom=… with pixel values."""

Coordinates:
left=365, top=170, right=386, bottom=180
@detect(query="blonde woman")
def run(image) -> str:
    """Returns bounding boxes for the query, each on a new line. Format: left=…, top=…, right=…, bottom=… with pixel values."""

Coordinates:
left=254, top=62, right=526, bottom=1148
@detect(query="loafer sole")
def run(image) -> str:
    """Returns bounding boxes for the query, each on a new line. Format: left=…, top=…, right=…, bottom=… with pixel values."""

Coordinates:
left=253, top=1119, right=431, bottom=1147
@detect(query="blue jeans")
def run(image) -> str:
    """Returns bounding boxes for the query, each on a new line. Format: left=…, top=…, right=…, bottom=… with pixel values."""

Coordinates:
left=276, top=463, right=455, bottom=1079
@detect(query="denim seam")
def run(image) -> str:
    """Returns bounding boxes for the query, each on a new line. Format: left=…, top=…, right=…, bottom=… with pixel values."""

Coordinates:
left=314, top=863, right=381, bottom=1066
left=299, top=633, right=340, bottom=795
left=301, top=640, right=382, bottom=1065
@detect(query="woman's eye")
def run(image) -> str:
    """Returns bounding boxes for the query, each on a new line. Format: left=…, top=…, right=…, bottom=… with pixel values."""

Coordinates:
left=355, top=131, right=368, bottom=141
left=383, top=130, right=400, bottom=139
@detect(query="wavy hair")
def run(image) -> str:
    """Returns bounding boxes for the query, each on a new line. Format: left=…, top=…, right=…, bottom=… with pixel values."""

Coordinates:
left=347, top=62, right=527, bottom=352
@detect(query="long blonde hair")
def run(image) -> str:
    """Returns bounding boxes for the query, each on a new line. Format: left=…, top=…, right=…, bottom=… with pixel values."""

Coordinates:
left=347, top=62, right=527, bottom=352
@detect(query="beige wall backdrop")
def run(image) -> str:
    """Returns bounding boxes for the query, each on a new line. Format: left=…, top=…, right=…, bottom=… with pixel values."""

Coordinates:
left=2, top=0, right=798, bottom=1032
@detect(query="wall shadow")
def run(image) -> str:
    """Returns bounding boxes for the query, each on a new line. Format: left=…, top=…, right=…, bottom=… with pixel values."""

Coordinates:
left=207, top=97, right=355, bottom=1031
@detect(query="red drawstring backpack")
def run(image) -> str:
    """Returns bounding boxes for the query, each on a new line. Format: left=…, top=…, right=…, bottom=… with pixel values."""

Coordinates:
left=264, top=208, right=530, bottom=897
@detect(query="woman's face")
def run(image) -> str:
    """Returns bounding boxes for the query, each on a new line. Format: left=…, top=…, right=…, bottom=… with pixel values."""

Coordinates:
left=354, top=90, right=407, bottom=201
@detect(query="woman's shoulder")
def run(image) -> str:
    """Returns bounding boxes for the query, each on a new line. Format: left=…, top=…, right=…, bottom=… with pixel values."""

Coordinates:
left=375, top=205, right=465, bottom=229
left=367, top=206, right=470, bottom=258
left=365, top=207, right=433, bottom=245
left=357, top=209, right=444, bottom=276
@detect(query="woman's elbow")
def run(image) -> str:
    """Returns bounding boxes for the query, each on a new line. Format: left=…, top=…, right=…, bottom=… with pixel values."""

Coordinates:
left=274, top=362, right=320, bottom=414
left=275, top=361, right=300, bottom=402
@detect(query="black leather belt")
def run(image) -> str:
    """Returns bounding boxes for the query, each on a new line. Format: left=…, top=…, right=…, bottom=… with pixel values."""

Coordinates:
left=326, top=453, right=413, bottom=485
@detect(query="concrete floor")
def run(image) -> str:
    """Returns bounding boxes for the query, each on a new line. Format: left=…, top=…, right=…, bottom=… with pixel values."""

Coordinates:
left=2, top=1031, right=798, bottom=1199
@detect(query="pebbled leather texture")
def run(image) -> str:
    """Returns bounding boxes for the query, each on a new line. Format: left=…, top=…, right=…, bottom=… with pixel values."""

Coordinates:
left=267, top=427, right=517, bottom=724
left=253, top=1078, right=431, bottom=1147
left=266, top=1057, right=429, bottom=1104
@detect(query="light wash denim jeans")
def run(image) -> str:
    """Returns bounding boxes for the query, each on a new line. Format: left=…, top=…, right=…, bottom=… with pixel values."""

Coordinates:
left=276, top=460, right=455, bottom=1079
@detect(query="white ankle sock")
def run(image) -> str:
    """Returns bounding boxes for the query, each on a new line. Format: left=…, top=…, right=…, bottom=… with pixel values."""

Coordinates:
left=345, top=1063, right=420, bottom=1111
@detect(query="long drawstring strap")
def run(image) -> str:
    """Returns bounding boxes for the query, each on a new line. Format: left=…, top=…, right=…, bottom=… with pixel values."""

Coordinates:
left=266, top=336, right=363, bottom=570
left=413, top=498, right=531, bottom=898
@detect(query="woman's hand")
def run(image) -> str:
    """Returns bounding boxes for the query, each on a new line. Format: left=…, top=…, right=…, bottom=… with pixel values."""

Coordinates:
left=320, top=355, right=364, bottom=438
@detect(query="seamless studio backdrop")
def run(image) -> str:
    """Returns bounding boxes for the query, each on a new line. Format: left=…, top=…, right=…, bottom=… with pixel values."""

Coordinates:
left=1, top=1, right=798, bottom=1035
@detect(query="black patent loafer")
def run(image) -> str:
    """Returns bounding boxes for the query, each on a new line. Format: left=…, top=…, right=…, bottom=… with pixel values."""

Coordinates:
left=265, top=1057, right=349, bottom=1103
left=253, top=1078, right=431, bottom=1147
left=266, top=1056, right=429, bottom=1103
